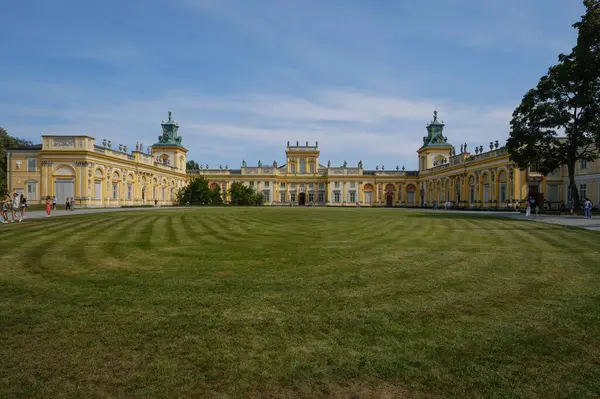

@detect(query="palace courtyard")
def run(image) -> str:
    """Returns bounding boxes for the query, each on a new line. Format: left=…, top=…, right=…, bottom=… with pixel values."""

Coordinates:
left=1, top=208, right=599, bottom=398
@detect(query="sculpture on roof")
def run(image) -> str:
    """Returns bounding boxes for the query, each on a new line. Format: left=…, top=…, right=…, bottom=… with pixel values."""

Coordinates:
left=273, top=160, right=277, bottom=168
left=358, top=160, right=362, bottom=168
left=315, top=141, right=318, bottom=147
left=342, top=160, right=347, bottom=168
left=258, top=160, right=262, bottom=167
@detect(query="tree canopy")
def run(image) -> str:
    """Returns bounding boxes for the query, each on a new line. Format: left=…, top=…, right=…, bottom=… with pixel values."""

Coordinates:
left=1, top=127, right=35, bottom=193
left=177, top=176, right=223, bottom=206
left=228, top=182, right=264, bottom=206
left=506, top=0, right=600, bottom=209
left=186, top=160, right=200, bottom=171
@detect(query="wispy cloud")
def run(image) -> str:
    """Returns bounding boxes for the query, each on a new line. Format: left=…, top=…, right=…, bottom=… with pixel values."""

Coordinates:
left=1, top=83, right=512, bottom=169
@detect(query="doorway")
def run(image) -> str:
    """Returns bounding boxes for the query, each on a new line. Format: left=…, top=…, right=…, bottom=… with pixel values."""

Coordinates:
left=55, top=179, right=75, bottom=205
left=386, top=192, right=393, bottom=207
left=298, top=192, right=306, bottom=206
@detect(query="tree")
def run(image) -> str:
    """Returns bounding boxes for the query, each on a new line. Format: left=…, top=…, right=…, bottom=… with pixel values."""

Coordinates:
left=186, top=160, right=200, bottom=171
left=506, top=0, right=600, bottom=210
left=228, top=182, right=264, bottom=206
left=1, top=127, right=35, bottom=193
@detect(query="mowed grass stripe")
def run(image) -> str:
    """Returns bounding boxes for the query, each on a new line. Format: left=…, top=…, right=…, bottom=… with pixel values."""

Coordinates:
left=1, top=208, right=599, bottom=398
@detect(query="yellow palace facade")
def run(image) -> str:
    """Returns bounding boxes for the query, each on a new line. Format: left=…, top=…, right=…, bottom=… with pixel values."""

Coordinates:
left=6, top=111, right=600, bottom=208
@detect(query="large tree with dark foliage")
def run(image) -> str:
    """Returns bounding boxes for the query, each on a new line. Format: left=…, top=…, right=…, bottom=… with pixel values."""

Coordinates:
left=228, top=182, right=264, bottom=206
left=506, top=0, right=600, bottom=210
left=186, top=160, right=200, bottom=171
left=177, top=176, right=223, bottom=205
left=1, top=127, right=35, bottom=193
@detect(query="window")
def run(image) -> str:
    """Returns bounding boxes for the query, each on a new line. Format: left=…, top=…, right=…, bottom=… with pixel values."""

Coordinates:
left=291, top=183, right=296, bottom=189
left=280, top=182, right=286, bottom=188
left=26, top=181, right=37, bottom=201
left=290, top=164, right=296, bottom=174
left=319, top=183, right=325, bottom=189
left=308, top=183, right=313, bottom=189
left=499, top=182, right=507, bottom=203
left=280, top=192, right=286, bottom=202
left=249, top=181, right=254, bottom=187
left=350, top=182, right=356, bottom=188
left=95, top=181, right=102, bottom=200
left=318, top=192, right=325, bottom=203
left=334, top=191, right=340, bottom=202
left=290, top=193, right=296, bottom=202
left=309, top=164, right=314, bottom=173
left=349, top=191, right=356, bottom=202
left=27, top=158, right=36, bottom=172
left=469, top=184, right=475, bottom=202
left=300, top=159, right=306, bottom=174
left=580, top=183, right=587, bottom=199
left=127, top=184, right=133, bottom=200
left=264, top=181, right=270, bottom=187
left=308, top=193, right=314, bottom=203
left=263, top=191, right=270, bottom=202
left=580, top=160, right=588, bottom=169
left=334, top=182, right=340, bottom=188
left=112, top=183, right=119, bottom=200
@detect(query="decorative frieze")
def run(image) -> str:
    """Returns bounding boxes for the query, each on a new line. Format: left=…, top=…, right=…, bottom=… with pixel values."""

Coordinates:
left=41, top=161, right=53, bottom=166
left=53, top=138, right=75, bottom=148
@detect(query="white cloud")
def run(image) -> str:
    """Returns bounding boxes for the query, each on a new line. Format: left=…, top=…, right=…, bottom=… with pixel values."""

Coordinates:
left=1, top=84, right=513, bottom=169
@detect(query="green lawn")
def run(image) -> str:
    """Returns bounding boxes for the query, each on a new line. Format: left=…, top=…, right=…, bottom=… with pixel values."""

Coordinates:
left=1, top=208, right=599, bottom=398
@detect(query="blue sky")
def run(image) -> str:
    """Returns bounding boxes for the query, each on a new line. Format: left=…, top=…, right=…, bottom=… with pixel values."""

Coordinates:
left=0, top=0, right=584, bottom=169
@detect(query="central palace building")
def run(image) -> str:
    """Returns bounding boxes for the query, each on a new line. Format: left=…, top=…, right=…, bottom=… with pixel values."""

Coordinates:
left=6, top=111, right=600, bottom=207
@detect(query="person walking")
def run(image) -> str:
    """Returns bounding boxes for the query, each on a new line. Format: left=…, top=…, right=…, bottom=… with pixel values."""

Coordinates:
left=20, top=194, right=27, bottom=218
left=70, top=197, right=75, bottom=211
left=584, top=197, right=592, bottom=219
left=1, top=191, right=10, bottom=224
left=52, top=196, right=57, bottom=211
left=45, top=196, right=52, bottom=217
left=11, top=192, right=23, bottom=223
left=65, top=197, right=70, bottom=211
left=525, top=199, right=531, bottom=217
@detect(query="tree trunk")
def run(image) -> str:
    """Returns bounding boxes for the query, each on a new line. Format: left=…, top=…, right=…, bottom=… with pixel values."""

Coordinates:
left=567, top=161, right=580, bottom=211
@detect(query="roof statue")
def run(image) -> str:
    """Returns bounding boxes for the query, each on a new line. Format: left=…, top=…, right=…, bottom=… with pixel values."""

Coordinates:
left=327, top=160, right=331, bottom=168
left=342, top=160, right=347, bottom=168
left=421, top=110, right=450, bottom=148
left=287, top=141, right=290, bottom=147
left=358, top=160, right=362, bottom=168
left=315, top=141, right=318, bottom=147
left=154, top=111, right=184, bottom=147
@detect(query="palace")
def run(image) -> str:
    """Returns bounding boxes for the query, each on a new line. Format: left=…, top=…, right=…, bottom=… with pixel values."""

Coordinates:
left=6, top=111, right=600, bottom=208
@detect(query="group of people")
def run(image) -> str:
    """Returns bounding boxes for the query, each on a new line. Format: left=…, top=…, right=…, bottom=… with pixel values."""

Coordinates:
left=1, top=190, right=28, bottom=223
left=42, top=196, right=76, bottom=217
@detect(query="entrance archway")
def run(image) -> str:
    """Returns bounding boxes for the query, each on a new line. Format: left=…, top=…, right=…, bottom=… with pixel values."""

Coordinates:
left=386, top=192, right=393, bottom=207
left=363, top=183, right=374, bottom=204
left=298, top=192, right=306, bottom=206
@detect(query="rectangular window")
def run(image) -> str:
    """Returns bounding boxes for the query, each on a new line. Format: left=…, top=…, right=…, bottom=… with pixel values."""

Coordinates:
left=499, top=182, right=506, bottom=203
left=127, top=184, right=133, bottom=200
left=334, top=182, right=340, bottom=188
left=580, top=160, right=588, bottom=169
left=319, top=183, right=325, bottom=189
left=112, top=183, right=118, bottom=200
left=280, top=182, right=286, bottom=188
left=308, top=193, right=314, bottom=203
left=469, top=185, right=475, bottom=202
left=290, top=165, right=296, bottom=174
left=580, top=183, right=587, bottom=199
left=264, top=181, right=270, bottom=187
left=350, top=182, right=356, bottom=188
left=349, top=191, right=356, bottom=202
left=291, top=183, right=296, bottom=189
left=249, top=181, right=254, bottom=187
left=263, top=191, right=270, bottom=202
left=280, top=192, right=286, bottom=202
left=290, top=193, right=296, bottom=202
left=94, top=181, right=102, bottom=200
left=26, top=182, right=37, bottom=201
left=309, top=164, right=315, bottom=173
left=308, top=183, right=313, bottom=189
left=334, top=191, right=340, bottom=202
left=27, top=158, right=36, bottom=172
left=318, top=192, right=325, bottom=203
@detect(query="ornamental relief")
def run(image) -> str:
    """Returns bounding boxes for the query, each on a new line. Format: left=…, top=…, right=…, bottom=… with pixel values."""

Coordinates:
left=53, top=138, right=75, bottom=148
